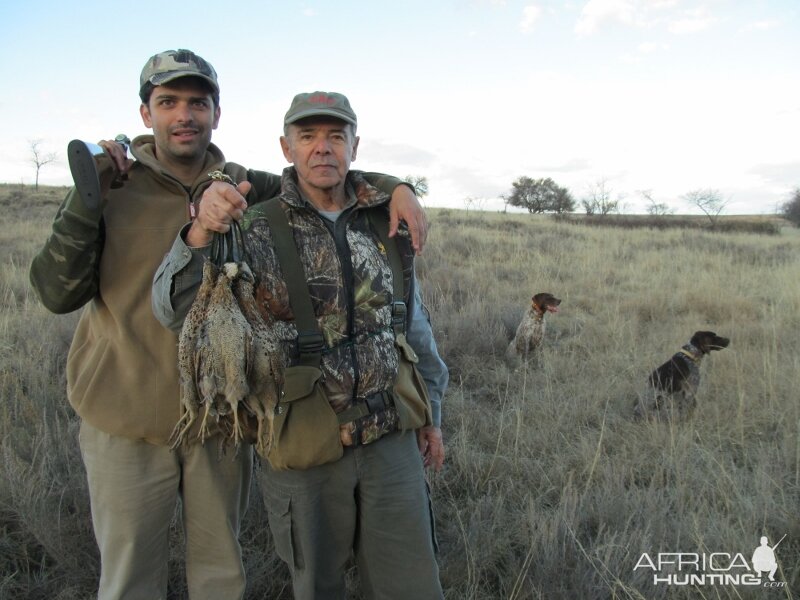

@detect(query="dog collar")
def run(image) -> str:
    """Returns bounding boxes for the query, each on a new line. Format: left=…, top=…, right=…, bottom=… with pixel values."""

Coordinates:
left=679, top=344, right=702, bottom=363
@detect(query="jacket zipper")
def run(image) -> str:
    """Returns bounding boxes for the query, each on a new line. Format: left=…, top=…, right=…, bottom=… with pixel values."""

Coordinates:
left=187, top=175, right=215, bottom=220
left=159, top=171, right=209, bottom=221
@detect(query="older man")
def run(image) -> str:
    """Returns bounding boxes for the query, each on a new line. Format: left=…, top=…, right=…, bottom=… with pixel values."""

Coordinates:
left=30, top=46, right=427, bottom=600
left=153, top=91, right=447, bottom=598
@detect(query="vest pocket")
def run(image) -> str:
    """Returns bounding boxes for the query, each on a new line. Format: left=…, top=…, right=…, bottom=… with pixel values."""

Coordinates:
left=392, top=333, right=433, bottom=430
left=267, top=365, right=343, bottom=470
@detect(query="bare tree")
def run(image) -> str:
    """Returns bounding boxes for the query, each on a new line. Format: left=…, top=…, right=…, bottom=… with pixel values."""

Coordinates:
left=29, top=139, right=58, bottom=191
left=463, top=196, right=486, bottom=212
left=683, top=188, right=728, bottom=229
left=403, top=175, right=429, bottom=200
left=581, top=178, right=621, bottom=215
left=639, top=189, right=674, bottom=216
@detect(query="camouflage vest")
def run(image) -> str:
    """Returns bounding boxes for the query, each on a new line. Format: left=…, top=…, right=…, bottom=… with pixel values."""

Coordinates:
left=242, top=168, right=415, bottom=446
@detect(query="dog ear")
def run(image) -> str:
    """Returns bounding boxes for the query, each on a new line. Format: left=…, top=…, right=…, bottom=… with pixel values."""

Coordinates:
left=692, top=330, right=725, bottom=353
left=690, top=331, right=710, bottom=350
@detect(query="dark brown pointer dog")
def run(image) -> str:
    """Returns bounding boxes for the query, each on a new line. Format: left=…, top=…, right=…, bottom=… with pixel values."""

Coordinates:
left=634, top=330, right=730, bottom=420
left=507, top=292, right=561, bottom=362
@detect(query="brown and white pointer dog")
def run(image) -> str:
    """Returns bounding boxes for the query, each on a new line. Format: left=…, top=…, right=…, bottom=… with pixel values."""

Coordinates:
left=507, top=292, right=561, bottom=362
left=634, top=330, right=730, bottom=420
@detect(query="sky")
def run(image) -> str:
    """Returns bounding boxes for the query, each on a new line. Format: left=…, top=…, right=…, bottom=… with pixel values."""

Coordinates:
left=2, top=0, right=798, bottom=214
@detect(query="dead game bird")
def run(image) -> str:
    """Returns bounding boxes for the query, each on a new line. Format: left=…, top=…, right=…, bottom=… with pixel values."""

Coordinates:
left=171, top=169, right=282, bottom=455
left=201, top=262, right=254, bottom=444
left=173, top=259, right=219, bottom=446
left=173, top=261, right=254, bottom=450
left=231, top=262, right=283, bottom=456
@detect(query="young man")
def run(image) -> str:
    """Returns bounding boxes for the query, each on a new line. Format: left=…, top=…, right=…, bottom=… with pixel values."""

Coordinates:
left=30, top=50, right=427, bottom=600
left=153, top=91, right=447, bottom=599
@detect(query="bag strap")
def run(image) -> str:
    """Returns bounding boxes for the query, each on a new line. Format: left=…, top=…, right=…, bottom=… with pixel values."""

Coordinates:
left=366, top=209, right=407, bottom=337
left=262, top=199, right=408, bottom=366
left=262, top=198, right=324, bottom=367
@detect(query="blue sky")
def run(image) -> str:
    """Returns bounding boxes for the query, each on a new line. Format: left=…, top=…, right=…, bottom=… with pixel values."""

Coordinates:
left=2, top=0, right=798, bottom=213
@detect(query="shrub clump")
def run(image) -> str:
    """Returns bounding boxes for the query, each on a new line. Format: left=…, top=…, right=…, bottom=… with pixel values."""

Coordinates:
left=551, top=213, right=781, bottom=235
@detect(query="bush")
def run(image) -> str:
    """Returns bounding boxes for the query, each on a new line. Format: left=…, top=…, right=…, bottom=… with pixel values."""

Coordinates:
left=781, top=187, right=800, bottom=227
left=550, top=213, right=781, bottom=235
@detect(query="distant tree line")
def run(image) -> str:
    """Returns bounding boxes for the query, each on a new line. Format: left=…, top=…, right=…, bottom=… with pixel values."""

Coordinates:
left=440, top=171, right=799, bottom=224
left=503, top=175, right=743, bottom=223
left=504, top=176, right=625, bottom=215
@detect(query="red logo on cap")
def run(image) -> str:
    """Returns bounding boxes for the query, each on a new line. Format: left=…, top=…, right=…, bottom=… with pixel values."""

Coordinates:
left=309, top=93, right=335, bottom=106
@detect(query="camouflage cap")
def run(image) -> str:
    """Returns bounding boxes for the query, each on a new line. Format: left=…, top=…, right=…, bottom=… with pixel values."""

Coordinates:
left=284, top=91, right=357, bottom=128
left=139, top=49, right=219, bottom=94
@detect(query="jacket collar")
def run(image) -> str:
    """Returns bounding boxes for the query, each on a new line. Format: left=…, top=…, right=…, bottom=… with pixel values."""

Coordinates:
left=130, top=135, right=226, bottom=189
left=279, top=166, right=390, bottom=211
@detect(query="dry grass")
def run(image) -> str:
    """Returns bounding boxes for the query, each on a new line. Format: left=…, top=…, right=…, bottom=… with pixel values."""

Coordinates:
left=2, top=186, right=798, bottom=599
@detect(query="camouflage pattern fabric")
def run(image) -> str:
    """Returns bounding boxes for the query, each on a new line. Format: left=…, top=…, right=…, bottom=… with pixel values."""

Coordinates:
left=140, top=49, right=219, bottom=93
left=243, top=167, right=415, bottom=447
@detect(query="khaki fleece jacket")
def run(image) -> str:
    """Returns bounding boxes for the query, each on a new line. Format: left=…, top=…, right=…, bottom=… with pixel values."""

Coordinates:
left=29, top=136, right=276, bottom=443
left=29, top=136, right=407, bottom=444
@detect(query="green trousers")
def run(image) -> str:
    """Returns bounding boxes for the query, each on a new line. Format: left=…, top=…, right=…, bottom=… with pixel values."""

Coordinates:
left=260, top=430, right=442, bottom=600
left=79, top=420, right=252, bottom=600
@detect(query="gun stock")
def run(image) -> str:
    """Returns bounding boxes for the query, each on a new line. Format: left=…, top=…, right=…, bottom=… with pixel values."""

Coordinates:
left=67, top=140, right=105, bottom=211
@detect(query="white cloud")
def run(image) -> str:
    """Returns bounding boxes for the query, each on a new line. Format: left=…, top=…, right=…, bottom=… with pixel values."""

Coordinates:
left=575, top=0, right=638, bottom=35
left=742, top=19, right=781, bottom=32
left=303, top=8, right=318, bottom=17
left=361, top=139, right=437, bottom=169
left=647, top=0, right=679, bottom=9
left=520, top=5, right=542, bottom=32
left=573, top=0, right=719, bottom=36
left=749, top=162, right=800, bottom=188
left=667, top=7, right=716, bottom=34
left=620, top=40, right=667, bottom=63
left=529, top=158, right=591, bottom=173
left=638, top=41, right=659, bottom=53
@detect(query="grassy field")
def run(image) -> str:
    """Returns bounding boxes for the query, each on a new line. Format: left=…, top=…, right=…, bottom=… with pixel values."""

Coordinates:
left=1, top=183, right=799, bottom=599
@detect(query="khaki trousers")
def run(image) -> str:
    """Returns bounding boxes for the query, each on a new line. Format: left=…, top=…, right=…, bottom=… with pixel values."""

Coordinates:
left=260, top=430, right=442, bottom=600
left=79, top=420, right=252, bottom=600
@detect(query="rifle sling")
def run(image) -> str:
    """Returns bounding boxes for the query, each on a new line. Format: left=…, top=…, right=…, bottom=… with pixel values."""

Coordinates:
left=365, top=210, right=407, bottom=337
left=262, top=199, right=324, bottom=367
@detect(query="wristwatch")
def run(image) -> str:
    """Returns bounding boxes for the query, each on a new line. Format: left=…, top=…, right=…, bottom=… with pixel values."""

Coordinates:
left=111, top=134, right=131, bottom=188
left=114, top=134, right=131, bottom=153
